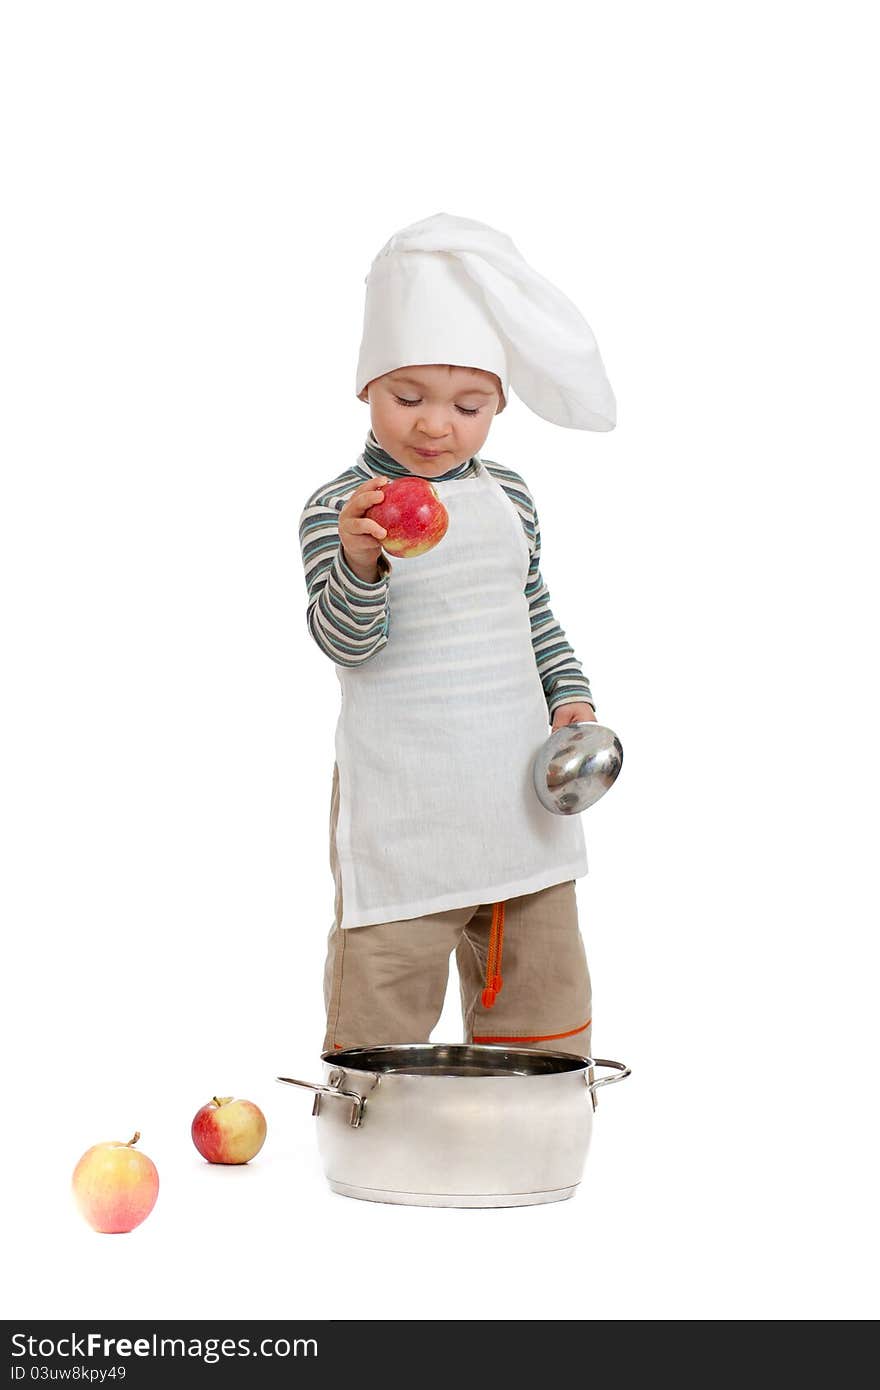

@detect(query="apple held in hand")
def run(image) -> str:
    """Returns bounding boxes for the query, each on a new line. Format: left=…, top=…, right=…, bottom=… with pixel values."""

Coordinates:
left=365, top=476, right=449, bottom=558
left=191, top=1096, right=267, bottom=1165
left=72, top=1131, right=159, bottom=1234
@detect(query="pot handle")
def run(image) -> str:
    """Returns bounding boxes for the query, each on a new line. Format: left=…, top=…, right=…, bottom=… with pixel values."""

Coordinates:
left=585, top=1059, right=631, bottom=1112
left=277, top=1075, right=366, bottom=1129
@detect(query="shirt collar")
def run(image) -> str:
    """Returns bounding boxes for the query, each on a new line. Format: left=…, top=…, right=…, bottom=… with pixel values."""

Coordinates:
left=361, top=429, right=479, bottom=482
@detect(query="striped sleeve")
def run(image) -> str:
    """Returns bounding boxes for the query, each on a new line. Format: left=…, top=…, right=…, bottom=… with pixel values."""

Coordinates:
left=482, top=461, right=596, bottom=718
left=299, top=467, right=392, bottom=667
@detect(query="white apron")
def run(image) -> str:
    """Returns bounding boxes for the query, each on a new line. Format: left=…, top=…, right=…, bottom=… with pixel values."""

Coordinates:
left=333, top=461, right=587, bottom=929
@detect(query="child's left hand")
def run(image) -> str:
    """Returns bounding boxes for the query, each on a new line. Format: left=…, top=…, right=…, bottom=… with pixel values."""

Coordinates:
left=551, top=702, right=597, bottom=731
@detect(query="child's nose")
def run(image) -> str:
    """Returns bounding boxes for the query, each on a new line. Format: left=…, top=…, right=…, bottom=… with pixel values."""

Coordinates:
left=416, top=407, right=454, bottom=436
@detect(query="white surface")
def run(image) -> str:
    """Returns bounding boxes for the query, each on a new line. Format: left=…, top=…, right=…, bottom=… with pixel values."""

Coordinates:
left=2, top=0, right=878, bottom=1322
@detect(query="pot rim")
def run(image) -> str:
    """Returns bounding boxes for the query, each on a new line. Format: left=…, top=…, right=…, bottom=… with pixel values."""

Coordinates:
left=321, top=1042, right=594, bottom=1078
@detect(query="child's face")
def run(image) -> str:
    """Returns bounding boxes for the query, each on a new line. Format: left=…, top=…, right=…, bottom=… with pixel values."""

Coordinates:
left=365, top=364, right=502, bottom=475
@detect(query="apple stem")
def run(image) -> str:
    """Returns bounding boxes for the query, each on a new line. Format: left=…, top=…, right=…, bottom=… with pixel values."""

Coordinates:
left=126, top=1132, right=140, bottom=1147
left=213, top=1096, right=232, bottom=1107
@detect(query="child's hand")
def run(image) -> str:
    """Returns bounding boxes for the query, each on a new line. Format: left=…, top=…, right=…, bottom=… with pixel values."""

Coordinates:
left=339, top=477, right=390, bottom=582
left=552, top=702, right=597, bottom=731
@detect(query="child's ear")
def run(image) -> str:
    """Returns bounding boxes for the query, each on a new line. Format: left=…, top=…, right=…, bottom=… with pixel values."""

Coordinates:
left=489, top=372, right=506, bottom=414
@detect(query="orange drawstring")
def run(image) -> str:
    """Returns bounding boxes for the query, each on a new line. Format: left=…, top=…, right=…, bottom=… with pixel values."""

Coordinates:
left=481, top=901, right=505, bottom=1009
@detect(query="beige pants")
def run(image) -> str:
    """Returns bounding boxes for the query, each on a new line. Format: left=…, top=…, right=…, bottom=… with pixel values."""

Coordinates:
left=323, top=764, right=593, bottom=1057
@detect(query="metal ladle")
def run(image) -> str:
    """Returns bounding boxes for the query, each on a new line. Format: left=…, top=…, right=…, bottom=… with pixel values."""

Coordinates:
left=533, top=722, right=623, bottom=815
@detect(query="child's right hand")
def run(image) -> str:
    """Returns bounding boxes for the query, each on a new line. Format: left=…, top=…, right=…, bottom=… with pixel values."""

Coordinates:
left=339, top=477, right=389, bottom=582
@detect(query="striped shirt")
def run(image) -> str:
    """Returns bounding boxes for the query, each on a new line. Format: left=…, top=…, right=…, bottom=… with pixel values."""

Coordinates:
left=298, top=431, right=595, bottom=717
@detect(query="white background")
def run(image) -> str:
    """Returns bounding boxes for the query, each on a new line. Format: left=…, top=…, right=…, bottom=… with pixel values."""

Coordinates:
left=2, top=0, right=878, bottom=1323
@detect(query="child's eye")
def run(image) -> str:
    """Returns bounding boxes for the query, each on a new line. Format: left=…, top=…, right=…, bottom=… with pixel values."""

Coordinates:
left=393, top=395, right=480, bottom=417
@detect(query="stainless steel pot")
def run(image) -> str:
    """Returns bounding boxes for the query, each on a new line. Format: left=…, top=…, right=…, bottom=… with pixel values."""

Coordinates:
left=278, top=1044, right=630, bottom=1208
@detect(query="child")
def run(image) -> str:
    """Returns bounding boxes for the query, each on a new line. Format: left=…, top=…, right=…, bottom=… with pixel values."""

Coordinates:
left=299, top=212, right=616, bottom=1058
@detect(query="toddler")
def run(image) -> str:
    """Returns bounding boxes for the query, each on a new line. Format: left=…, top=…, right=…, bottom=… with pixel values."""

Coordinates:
left=298, top=212, right=615, bottom=1057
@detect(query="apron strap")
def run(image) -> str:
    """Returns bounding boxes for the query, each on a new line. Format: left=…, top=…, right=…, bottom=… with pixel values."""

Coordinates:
left=481, top=901, right=506, bottom=1009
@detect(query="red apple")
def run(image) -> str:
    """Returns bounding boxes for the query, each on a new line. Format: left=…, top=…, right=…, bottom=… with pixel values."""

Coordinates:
left=191, top=1096, right=267, bottom=1165
left=365, top=476, right=449, bottom=558
left=72, top=1131, right=159, bottom=1234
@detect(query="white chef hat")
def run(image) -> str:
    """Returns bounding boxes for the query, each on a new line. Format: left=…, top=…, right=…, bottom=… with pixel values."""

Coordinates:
left=355, top=211, right=616, bottom=431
